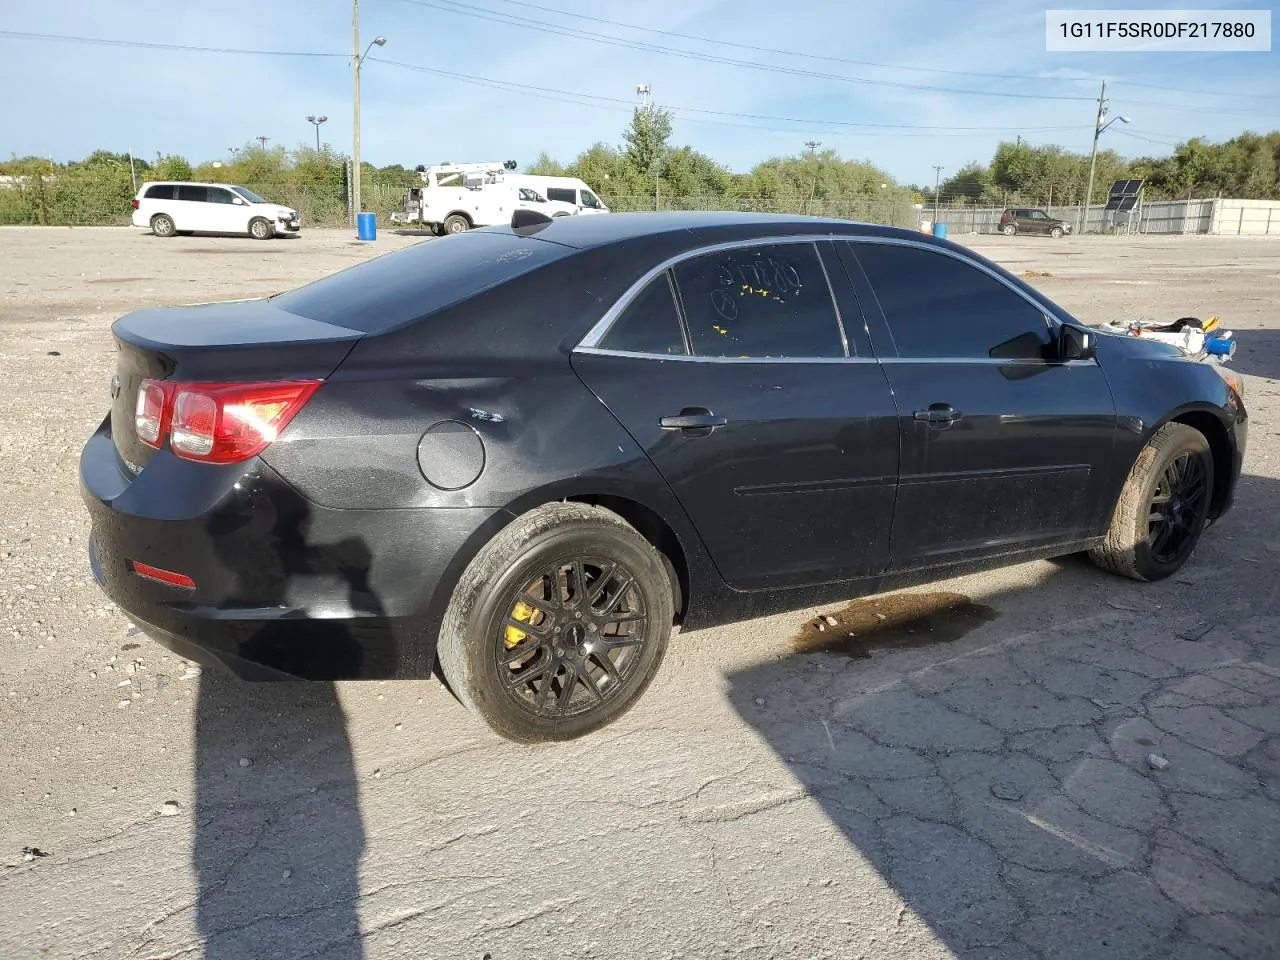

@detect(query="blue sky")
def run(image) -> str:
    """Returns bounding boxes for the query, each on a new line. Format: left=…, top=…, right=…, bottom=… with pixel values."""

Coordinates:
left=0, top=0, right=1276, bottom=186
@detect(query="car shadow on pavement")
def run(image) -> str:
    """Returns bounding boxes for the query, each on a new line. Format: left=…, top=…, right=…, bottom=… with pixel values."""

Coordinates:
left=724, top=472, right=1280, bottom=960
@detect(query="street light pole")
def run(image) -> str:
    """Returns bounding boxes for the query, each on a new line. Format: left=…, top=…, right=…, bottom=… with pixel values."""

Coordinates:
left=307, top=115, right=329, bottom=152
left=1082, top=80, right=1106, bottom=235
left=352, top=0, right=362, bottom=228
left=351, top=0, right=386, bottom=229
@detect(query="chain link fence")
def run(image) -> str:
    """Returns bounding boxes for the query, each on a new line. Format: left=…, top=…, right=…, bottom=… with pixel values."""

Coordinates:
left=4, top=177, right=1278, bottom=235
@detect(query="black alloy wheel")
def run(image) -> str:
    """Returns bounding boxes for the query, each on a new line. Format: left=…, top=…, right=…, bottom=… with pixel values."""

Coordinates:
left=1146, top=450, right=1210, bottom=566
left=497, top=556, right=648, bottom=719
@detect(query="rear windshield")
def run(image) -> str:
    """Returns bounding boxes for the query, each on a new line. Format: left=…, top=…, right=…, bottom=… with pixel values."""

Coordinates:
left=272, top=231, right=571, bottom=334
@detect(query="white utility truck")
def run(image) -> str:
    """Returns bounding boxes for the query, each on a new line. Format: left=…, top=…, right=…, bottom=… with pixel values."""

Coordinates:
left=389, top=161, right=607, bottom=234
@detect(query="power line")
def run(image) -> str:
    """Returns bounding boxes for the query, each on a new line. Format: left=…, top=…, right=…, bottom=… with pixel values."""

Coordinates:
left=369, top=58, right=1086, bottom=139
left=396, top=0, right=1096, bottom=102
left=369, top=58, right=1080, bottom=134
left=0, top=29, right=345, bottom=57
left=479, top=0, right=1280, bottom=101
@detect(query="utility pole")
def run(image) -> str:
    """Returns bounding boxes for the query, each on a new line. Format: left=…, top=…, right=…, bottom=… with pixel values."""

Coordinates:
left=637, top=83, right=660, bottom=211
left=932, top=165, right=943, bottom=225
left=352, top=0, right=362, bottom=227
left=128, top=150, right=137, bottom=192
left=255, top=135, right=270, bottom=152
left=805, top=140, right=822, bottom=215
left=1082, top=79, right=1107, bottom=235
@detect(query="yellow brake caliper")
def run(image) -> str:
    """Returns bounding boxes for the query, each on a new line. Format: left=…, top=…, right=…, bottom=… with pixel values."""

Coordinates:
left=504, top=600, right=537, bottom=649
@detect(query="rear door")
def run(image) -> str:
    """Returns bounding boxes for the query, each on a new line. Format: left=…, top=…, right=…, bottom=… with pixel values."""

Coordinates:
left=572, top=239, right=900, bottom=591
left=836, top=239, right=1117, bottom=569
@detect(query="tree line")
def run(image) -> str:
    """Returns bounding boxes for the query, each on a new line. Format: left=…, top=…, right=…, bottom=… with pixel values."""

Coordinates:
left=2, top=111, right=1277, bottom=227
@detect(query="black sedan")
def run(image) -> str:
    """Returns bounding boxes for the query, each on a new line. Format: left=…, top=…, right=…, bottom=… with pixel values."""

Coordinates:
left=80, top=211, right=1247, bottom=742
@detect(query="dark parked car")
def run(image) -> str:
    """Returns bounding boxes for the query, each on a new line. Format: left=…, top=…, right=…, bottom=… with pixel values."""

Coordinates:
left=80, top=212, right=1247, bottom=742
left=999, top=207, right=1071, bottom=238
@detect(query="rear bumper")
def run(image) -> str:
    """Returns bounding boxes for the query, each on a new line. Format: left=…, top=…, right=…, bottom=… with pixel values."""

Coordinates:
left=80, top=420, right=504, bottom=680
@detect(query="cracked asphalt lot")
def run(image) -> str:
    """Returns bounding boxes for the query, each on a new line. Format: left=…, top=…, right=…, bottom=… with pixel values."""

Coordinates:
left=1, top=228, right=1278, bottom=959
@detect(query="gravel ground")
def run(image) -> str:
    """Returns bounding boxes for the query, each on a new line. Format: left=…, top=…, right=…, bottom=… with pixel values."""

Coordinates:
left=1, top=226, right=1278, bottom=960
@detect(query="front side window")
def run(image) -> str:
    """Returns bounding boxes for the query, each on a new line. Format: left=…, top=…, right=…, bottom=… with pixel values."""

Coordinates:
left=231, top=186, right=267, bottom=204
left=546, top=187, right=575, bottom=204
left=598, top=273, right=686, bottom=356
left=672, top=243, right=843, bottom=358
left=177, top=185, right=209, bottom=203
left=207, top=188, right=236, bottom=204
left=144, top=184, right=175, bottom=200
left=518, top=188, right=542, bottom=202
left=1029, top=210, right=1048, bottom=220
left=853, top=243, right=1051, bottom=361
left=580, top=190, right=602, bottom=209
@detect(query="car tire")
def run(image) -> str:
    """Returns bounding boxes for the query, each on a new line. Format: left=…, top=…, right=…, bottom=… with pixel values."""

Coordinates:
left=249, top=217, right=274, bottom=240
left=1088, top=423, right=1215, bottom=582
left=436, top=502, right=675, bottom=743
left=443, top=214, right=471, bottom=235
left=1001, top=224, right=1017, bottom=236
left=1050, top=226, right=1064, bottom=239
left=150, top=214, right=176, bottom=238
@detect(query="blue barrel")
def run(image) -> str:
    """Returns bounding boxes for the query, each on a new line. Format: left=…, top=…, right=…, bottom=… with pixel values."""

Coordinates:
left=932, top=222, right=949, bottom=240
left=356, top=212, right=377, bottom=241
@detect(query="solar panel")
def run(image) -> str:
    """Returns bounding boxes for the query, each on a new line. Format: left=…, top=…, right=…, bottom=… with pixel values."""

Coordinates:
left=1107, top=178, right=1145, bottom=198
left=1116, top=195, right=1139, bottom=212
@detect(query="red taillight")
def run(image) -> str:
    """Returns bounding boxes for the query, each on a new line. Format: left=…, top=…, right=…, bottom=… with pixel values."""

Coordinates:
left=131, top=199, right=140, bottom=210
left=131, top=561, right=196, bottom=589
left=134, top=379, right=319, bottom=463
left=170, top=381, right=320, bottom=463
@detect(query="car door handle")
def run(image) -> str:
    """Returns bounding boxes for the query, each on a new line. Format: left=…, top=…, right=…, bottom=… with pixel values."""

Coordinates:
left=660, top=409, right=727, bottom=436
left=913, top=404, right=962, bottom=424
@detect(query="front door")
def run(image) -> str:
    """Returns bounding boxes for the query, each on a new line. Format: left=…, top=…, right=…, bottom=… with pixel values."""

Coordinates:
left=573, top=240, right=900, bottom=591
left=835, top=240, right=1118, bottom=569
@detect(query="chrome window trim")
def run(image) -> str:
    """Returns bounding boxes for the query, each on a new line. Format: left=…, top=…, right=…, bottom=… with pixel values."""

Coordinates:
left=574, top=231, right=1093, bottom=365
left=573, top=345, right=878, bottom=365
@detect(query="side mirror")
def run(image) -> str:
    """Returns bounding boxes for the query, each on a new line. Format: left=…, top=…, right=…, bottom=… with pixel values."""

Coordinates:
left=1058, top=323, right=1096, bottom=362
left=233, top=197, right=247, bottom=205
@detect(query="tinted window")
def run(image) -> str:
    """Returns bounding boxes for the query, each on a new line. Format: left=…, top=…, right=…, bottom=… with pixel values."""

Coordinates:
left=272, top=231, right=572, bottom=334
left=598, top=273, right=686, bottom=356
left=546, top=187, right=575, bottom=204
left=854, top=243, right=1051, bottom=360
left=144, top=184, right=174, bottom=200
left=672, top=243, right=843, bottom=358
left=177, top=185, right=208, bottom=203
left=207, top=188, right=236, bottom=204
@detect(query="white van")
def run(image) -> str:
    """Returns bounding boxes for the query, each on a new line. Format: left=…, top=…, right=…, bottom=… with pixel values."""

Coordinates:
left=131, top=182, right=301, bottom=239
left=507, top=175, right=609, bottom=214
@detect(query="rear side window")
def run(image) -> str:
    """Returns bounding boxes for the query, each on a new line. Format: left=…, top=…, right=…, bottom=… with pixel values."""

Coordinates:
left=546, top=187, right=576, bottom=204
left=177, top=185, right=209, bottom=203
left=672, top=243, right=844, bottom=358
left=598, top=273, right=686, bottom=356
left=144, top=184, right=174, bottom=200
left=853, top=243, right=1051, bottom=361
left=272, top=231, right=572, bottom=334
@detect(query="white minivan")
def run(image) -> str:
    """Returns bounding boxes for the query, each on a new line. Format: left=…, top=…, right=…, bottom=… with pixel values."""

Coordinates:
left=131, top=182, right=301, bottom=239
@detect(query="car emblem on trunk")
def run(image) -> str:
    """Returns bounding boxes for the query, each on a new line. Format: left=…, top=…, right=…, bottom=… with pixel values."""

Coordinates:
left=110, top=374, right=121, bottom=399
